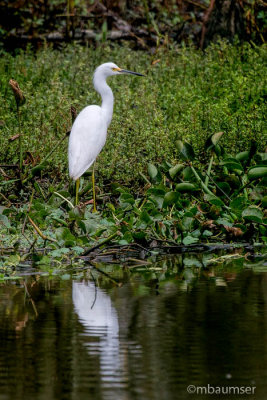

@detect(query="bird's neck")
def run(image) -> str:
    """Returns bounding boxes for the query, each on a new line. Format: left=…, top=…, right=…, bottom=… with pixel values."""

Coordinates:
left=93, top=74, right=114, bottom=127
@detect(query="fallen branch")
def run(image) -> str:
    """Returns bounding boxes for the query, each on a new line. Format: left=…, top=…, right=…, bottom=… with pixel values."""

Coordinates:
left=81, top=231, right=119, bottom=256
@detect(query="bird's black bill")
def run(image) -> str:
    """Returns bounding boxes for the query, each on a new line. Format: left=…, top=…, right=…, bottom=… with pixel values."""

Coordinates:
left=120, top=69, right=144, bottom=76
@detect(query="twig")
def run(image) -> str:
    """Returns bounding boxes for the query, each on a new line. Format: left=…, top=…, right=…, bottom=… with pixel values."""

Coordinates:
left=81, top=231, right=119, bottom=256
left=28, top=217, right=57, bottom=243
left=53, top=191, right=74, bottom=209
left=200, top=0, right=215, bottom=49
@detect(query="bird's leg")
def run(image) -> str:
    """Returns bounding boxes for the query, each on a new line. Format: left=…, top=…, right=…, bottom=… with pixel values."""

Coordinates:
left=92, top=164, right=97, bottom=213
left=75, top=178, right=80, bottom=206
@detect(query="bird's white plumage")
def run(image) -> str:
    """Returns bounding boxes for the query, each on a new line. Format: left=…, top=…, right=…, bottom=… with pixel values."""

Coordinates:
left=68, top=62, right=142, bottom=183
left=68, top=105, right=107, bottom=180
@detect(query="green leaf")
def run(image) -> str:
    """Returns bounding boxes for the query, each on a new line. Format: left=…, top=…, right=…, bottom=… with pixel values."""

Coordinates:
left=204, top=194, right=224, bottom=207
left=247, top=166, right=267, bottom=181
left=50, top=248, right=70, bottom=257
left=236, top=151, right=250, bottom=162
left=177, top=140, right=195, bottom=161
left=139, top=210, right=153, bottom=224
left=148, top=163, right=158, bottom=180
left=162, top=191, right=180, bottom=208
left=216, top=217, right=233, bottom=227
left=205, top=131, right=224, bottom=151
left=182, top=236, right=199, bottom=245
left=0, top=214, right=11, bottom=228
left=242, top=206, right=263, bottom=223
left=182, top=216, right=194, bottom=230
left=169, top=164, right=184, bottom=179
left=30, top=164, right=46, bottom=177
left=221, top=158, right=243, bottom=172
left=132, top=231, right=146, bottom=240
left=216, top=181, right=231, bottom=196
left=5, top=254, right=20, bottom=266
left=202, top=230, right=213, bottom=237
left=119, top=193, right=135, bottom=208
left=71, top=246, right=85, bottom=255
left=182, top=166, right=195, bottom=181
left=175, top=183, right=196, bottom=193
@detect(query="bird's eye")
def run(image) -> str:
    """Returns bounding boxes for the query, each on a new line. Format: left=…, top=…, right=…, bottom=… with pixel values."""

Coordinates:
left=112, top=67, right=121, bottom=72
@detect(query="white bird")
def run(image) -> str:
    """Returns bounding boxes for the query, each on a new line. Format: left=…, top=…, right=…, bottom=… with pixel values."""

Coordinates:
left=68, top=62, right=143, bottom=208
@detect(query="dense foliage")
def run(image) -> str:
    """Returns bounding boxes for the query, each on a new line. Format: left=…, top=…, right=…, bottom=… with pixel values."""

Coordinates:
left=0, top=0, right=265, bottom=50
left=0, top=42, right=266, bottom=188
left=0, top=42, right=266, bottom=268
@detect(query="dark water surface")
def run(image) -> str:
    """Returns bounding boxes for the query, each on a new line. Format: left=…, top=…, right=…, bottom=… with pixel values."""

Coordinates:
left=0, top=253, right=267, bottom=400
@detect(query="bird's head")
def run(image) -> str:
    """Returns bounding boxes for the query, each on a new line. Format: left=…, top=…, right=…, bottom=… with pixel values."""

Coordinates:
left=95, top=62, right=144, bottom=78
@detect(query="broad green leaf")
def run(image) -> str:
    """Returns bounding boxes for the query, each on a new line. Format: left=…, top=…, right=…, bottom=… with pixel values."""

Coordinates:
left=242, top=206, right=263, bottom=223
left=132, top=231, right=146, bottom=240
left=202, top=230, right=213, bottom=237
left=0, top=214, right=11, bottom=228
left=71, top=246, right=84, bottom=255
left=176, top=183, right=196, bottom=193
left=204, top=194, right=224, bottom=207
left=182, top=236, right=199, bottom=245
left=221, top=158, right=243, bottom=172
left=177, top=140, right=195, bottom=161
left=216, top=181, right=231, bottom=196
left=162, top=191, right=180, bottom=208
left=147, top=188, right=166, bottom=209
left=182, top=166, right=195, bottom=181
left=139, top=210, right=153, bottom=224
left=236, top=151, right=249, bottom=162
left=182, top=216, right=194, bottom=230
left=205, top=131, right=224, bottom=151
left=31, top=164, right=46, bottom=177
left=5, top=254, right=20, bottom=266
left=50, top=248, right=70, bottom=257
left=119, top=193, right=135, bottom=208
left=148, top=163, right=158, bottom=180
left=77, top=220, right=87, bottom=234
left=247, top=166, right=267, bottom=181
left=216, top=218, right=233, bottom=227
left=230, top=196, right=247, bottom=217
left=169, top=164, right=184, bottom=179
left=122, top=231, right=133, bottom=243
left=68, top=207, right=82, bottom=221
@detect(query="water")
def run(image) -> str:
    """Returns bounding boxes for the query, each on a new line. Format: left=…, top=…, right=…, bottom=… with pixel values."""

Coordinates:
left=0, top=253, right=266, bottom=400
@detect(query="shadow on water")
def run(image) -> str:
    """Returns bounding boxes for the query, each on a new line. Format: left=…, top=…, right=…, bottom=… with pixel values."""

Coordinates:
left=0, top=252, right=266, bottom=400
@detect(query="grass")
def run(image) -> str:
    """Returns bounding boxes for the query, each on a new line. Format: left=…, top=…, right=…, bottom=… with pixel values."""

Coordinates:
left=0, top=41, right=266, bottom=191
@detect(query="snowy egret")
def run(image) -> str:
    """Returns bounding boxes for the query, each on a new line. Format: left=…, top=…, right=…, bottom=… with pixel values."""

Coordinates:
left=68, top=62, right=144, bottom=208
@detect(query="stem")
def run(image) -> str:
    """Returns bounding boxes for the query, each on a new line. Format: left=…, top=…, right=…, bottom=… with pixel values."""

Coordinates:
left=205, top=155, right=213, bottom=187
left=28, top=217, right=57, bottom=243
left=53, top=191, right=74, bottom=208
left=75, top=178, right=80, bottom=206
left=190, top=164, right=215, bottom=196
left=17, top=106, right=23, bottom=180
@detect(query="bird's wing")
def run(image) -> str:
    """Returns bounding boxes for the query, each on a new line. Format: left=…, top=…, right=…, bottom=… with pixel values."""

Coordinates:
left=68, top=105, right=107, bottom=180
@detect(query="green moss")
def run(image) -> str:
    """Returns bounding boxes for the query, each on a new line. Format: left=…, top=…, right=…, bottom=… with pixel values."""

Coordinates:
left=0, top=41, right=266, bottom=188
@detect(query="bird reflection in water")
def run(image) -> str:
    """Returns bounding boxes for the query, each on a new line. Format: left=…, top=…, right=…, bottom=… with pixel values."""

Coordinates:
left=72, top=281, right=124, bottom=388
